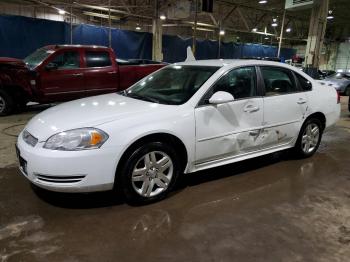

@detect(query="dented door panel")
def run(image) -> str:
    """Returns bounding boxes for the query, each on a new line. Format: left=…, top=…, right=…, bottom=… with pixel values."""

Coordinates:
left=260, top=93, right=308, bottom=149
left=195, top=98, right=263, bottom=163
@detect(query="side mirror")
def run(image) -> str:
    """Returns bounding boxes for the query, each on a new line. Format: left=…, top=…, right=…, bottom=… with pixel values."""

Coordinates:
left=209, top=91, right=234, bottom=104
left=45, top=62, right=58, bottom=71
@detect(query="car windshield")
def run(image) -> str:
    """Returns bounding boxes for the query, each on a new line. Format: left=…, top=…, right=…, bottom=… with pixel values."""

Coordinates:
left=123, top=65, right=219, bottom=105
left=24, top=47, right=55, bottom=69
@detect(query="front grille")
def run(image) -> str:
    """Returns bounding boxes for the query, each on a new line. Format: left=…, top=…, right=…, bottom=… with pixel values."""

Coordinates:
left=35, top=174, right=86, bottom=184
left=22, top=130, right=38, bottom=147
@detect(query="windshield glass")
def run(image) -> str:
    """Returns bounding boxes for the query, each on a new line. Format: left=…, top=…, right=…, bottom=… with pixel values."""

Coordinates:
left=124, top=65, right=219, bottom=105
left=24, top=47, right=54, bottom=69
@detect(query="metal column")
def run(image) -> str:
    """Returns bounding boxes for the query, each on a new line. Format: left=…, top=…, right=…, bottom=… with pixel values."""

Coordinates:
left=304, top=0, right=329, bottom=77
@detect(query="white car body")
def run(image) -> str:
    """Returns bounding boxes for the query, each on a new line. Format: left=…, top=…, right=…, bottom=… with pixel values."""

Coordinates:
left=16, top=60, right=341, bottom=193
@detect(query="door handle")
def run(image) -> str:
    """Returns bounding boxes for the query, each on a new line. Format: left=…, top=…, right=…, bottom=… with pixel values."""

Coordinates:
left=108, top=71, right=117, bottom=75
left=72, top=73, right=83, bottom=77
left=249, top=130, right=260, bottom=136
left=297, top=98, right=307, bottom=104
left=244, top=105, right=260, bottom=113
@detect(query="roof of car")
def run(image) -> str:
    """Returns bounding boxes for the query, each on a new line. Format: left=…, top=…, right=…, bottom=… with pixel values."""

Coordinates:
left=174, top=59, right=293, bottom=68
left=45, top=44, right=109, bottom=49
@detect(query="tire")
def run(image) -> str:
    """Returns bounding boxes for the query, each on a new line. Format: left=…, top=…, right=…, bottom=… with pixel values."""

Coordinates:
left=293, top=118, right=323, bottom=158
left=118, top=141, right=181, bottom=205
left=0, top=89, right=15, bottom=116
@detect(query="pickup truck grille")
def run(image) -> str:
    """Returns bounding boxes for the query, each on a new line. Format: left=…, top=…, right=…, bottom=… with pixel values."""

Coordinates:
left=22, top=130, right=38, bottom=147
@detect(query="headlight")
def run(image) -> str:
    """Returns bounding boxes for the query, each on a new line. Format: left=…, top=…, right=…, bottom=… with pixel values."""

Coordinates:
left=43, top=128, right=109, bottom=151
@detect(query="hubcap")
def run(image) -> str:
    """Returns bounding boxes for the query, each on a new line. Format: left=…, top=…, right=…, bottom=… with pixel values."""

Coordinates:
left=131, top=151, right=173, bottom=198
left=301, top=123, right=320, bottom=154
left=0, top=95, right=5, bottom=113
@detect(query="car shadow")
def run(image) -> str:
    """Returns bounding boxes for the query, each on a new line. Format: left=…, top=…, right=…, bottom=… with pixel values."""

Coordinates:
left=32, top=150, right=291, bottom=209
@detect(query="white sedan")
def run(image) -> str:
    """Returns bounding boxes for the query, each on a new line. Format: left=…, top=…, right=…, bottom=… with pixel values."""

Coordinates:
left=16, top=60, right=341, bottom=204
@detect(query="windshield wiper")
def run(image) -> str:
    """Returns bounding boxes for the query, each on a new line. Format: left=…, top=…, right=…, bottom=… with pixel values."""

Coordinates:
left=126, top=93, right=160, bottom=103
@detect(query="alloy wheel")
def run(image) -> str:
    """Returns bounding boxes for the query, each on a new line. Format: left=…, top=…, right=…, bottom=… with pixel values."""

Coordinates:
left=131, top=151, right=173, bottom=198
left=301, top=123, right=320, bottom=154
left=0, top=95, right=5, bottom=113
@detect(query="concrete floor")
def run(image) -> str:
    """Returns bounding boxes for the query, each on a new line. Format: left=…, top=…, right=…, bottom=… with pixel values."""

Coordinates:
left=0, top=98, right=349, bottom=262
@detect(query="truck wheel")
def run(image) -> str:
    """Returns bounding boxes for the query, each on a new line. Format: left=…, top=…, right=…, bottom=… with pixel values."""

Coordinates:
left=0, top=89, right=15, bottom=116
left=293, top=118, right=323, bottom=159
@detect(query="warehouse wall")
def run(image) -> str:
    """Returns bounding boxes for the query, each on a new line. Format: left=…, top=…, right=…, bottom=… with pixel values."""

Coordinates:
left=0, top=14, right=296, bottom=62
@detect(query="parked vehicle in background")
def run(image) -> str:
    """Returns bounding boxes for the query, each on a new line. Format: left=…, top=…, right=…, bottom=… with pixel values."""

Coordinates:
left=16, top=59, right=341, bottom=204
left=0, top=45, right=166, bottom=115
left=318, top=70, right=336, bottom=79
left=322, top=72, right=350, bottom=96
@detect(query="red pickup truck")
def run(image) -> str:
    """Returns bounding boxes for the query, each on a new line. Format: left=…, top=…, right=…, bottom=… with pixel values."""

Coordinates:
left=0, top=45, right=166, bottom=115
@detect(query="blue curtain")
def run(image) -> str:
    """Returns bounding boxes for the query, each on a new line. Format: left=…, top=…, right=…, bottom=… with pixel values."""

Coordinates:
left=0, top=15, right=296, bottom=62
left=0, top=15, right=69, bottom=58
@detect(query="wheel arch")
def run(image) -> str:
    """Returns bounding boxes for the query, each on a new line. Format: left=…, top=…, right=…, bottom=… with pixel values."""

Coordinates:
left=115, top=132, right=189, bottom=180
left=304, top=112, right=326, bottom=130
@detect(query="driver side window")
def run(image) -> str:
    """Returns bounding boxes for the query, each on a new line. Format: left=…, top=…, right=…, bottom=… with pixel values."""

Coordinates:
left=50, top=51, right=80, bottom=70
left=211, top=67, right=257, bottom=100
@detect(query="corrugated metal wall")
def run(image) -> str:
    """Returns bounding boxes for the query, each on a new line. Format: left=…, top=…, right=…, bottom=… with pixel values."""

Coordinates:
left=335, top=42, right=350, bottom=70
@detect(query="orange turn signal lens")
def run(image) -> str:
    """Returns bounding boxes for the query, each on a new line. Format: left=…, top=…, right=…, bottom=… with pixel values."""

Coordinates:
left=90, top=131, right=103, bottom=146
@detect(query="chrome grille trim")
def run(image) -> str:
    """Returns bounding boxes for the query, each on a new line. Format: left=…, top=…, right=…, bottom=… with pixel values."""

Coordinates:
left=22, top=130, right=38, bottom=147
left=35, top=174, right=86, bottom=184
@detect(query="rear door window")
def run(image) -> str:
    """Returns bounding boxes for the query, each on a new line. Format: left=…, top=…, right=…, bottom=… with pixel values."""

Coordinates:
left=260, top=66, right=299, bottom=96
left=85, top=51, right=112, bottom=68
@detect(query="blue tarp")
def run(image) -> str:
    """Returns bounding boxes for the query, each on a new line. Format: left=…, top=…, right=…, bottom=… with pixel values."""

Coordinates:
left=162, top=36, right=296, bottom=63
left=73, top=24, right=152, bottom=59
left=0, top=15, right=296, bottom=62
left=0, top=15, right=69, bottom=58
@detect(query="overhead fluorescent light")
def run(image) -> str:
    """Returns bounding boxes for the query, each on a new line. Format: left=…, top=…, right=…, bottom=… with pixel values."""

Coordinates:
left=192, top=27, right=214, bottom=32
left=160, top=15, right=166, bottom=20
left=219, top=30, right=225, bottom=35
left=286, top=28, right=292, bottom=32
left=58, top=9, right=66, bottom=15
left=252, top=28, right=258, bottom=32
left=135, top=26, right=141, bottom=30
left=259, top=0, right=267, bottom=4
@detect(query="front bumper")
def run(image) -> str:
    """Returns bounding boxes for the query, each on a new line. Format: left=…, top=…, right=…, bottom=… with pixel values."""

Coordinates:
left=16, top=132, right=121, bottom=193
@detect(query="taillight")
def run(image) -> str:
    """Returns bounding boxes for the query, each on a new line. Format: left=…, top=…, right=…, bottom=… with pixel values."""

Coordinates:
left=337, top=91, right=340, bottom=104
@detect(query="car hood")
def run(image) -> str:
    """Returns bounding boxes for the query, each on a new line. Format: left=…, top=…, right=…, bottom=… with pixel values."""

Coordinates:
left=25, top=93, right=169, bottom=141
left=0, top=57, right=25, bottom=65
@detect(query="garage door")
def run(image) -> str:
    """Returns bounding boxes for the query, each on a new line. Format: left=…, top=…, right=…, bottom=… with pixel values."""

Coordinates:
left=335, top=42, right=350, bottom=71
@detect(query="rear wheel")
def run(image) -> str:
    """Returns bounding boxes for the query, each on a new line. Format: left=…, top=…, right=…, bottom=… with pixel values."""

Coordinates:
left=0, top=89, right=15, bottom=116
left=118, top=141, right=181, bottom=205
left=293, top=118, right=323, bottom=158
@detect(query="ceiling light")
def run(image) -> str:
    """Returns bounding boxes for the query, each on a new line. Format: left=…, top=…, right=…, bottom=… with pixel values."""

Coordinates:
left=219, top=30, right=225, bottom=35
left=264, top=37, right=269, bottom=40
left=58, top=9, right=66, bottom=15
left=271, top=23, right=278, bottom=27
left=160, top=15, right=166, bottom=20
left=252, top=28, right=258, bottom=32
left=286, top=28, right=292, bottom=32
left=135, top=26, right=141, bottom=30
left=259, top=0, right=267, bottom=4
left=327, top=10, right=334, bottom=20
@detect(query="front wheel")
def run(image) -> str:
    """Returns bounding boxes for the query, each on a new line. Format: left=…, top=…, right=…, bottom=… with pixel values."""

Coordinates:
left=0, top=89, right=15, bottom=116
left=118, top=142, right=181, bottom=205
left=293, top=118, right=323, bottom=158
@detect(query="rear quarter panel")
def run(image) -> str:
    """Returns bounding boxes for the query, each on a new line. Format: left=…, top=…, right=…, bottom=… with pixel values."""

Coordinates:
left=305, top=81, right=340, bottom=129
